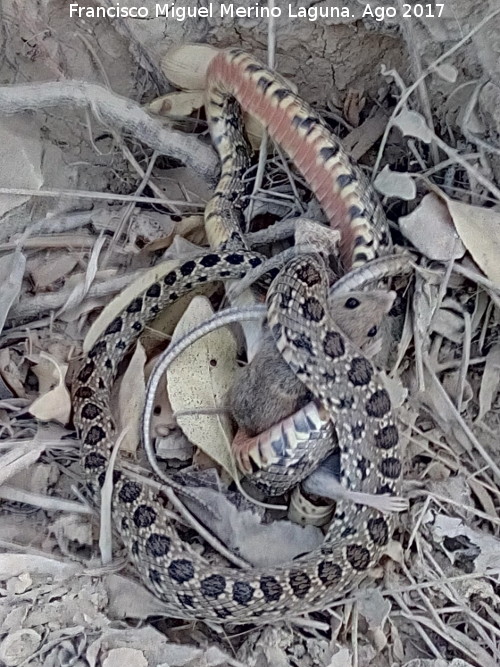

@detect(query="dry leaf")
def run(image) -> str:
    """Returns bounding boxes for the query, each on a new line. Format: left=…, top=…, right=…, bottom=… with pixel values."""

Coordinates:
left=29, top=354, right=71, bottom=425
left=433, top=63, right=458, bottom=83
left=0, top=248, right=26, bottom=334
left=180, top=485, right=323, bottom=567
left=0, top=117, right=43, bottom=218
left=431, top=307, right=465, bottom=344
left=102, top=648, right=147, bottom=667
left=0, top=629, right=41, bottom=666
left=28, top=252, right=77, bottom=290
left=358, top=590, right=391, bottom=652
left=117, top=342, right=146, bottom=455
left=442, top=195, right=500, bottom=285
left=0, top=349, right=25, bottom=398
left=167, top=296, right=239, bottom=480
left=343, top=110, right=388, bottom=161
left=330, top=649, right=353, bottom=667
left=343, top=88, right=365, bottom=127
left=476, top=343, right=500, bottom=422
left=393, top=109, right=432, bottom=143
left=399, top=193, right=465, bottom=261
left=430, top=513, right=500, bottom=573
left=161, top=44, right=220, bottom=90
left=374, top=166, right=416, bottom=200
left=0, top=442, right=46, bottom=486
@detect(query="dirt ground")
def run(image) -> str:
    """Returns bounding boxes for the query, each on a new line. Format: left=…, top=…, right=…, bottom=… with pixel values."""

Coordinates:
left=1, top=1, right=500, bottom=666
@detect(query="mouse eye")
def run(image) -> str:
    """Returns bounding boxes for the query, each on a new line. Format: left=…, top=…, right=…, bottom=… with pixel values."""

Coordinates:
left=344, top=297, right=360, bottom=309
left=367, top=325, right=378, bottom=337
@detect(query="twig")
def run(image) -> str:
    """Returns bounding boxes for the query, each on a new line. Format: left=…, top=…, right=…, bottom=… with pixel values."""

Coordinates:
left=7, top=270, right=145, bottom=321
left=373, top=7, right=500, bottom=177
left=0, top=81, right=217, bottom=181
left=0, top=186, right=204, bottom=208
left=423, top=357, right=500, bottom=481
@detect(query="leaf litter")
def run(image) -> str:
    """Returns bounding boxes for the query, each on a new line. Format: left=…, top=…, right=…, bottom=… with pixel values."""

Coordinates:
left=2, top=5, right=500, bottom=667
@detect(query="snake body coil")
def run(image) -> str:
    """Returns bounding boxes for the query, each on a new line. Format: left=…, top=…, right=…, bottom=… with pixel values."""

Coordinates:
left=72, top=48, right=402, bottom=623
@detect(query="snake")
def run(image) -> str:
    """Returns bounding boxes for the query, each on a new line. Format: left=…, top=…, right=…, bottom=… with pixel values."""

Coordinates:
left=72, top=48, right=402, bottom=623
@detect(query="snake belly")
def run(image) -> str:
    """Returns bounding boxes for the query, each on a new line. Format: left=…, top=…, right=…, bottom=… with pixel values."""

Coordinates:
left=72, top=48, right=401, bottom=623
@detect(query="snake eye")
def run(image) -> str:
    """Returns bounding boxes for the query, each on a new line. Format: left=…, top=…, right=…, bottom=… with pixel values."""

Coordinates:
left=344, top=297, right=360, bottom=309
left=367, top=325, right=378, bottom=337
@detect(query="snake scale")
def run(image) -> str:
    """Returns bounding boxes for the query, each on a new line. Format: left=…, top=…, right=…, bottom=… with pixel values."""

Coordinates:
left=72, top=48, right=402, bottom=622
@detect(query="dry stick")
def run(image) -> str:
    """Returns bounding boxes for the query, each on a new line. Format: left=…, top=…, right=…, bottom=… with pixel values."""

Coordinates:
left=395, top=0, right=439, bottom=166
left=373, top=7, right=500, bottom=178
left=417, top=546, right=499, bottom=654
left=0, top=81, right=218, bottom=182
left=7, top=270, right=143, bottom=321
left=462, top=78, right=500, bottom=159
left=0, top=186, right=204, bottom=208
left=103, top=149, right=160, bottom=266
left=421, top=136, right=500, bottom=202
left=400, top=559, right=462, bottom=658
left=245, top=4, right=277, bottom=221
left=117, top=140, right=175, bottom=207
left=0, top=486, right=92, bottom=514
left=456, top=310, right=472, bottom=410
left=423, top=357, right=500, bottom=482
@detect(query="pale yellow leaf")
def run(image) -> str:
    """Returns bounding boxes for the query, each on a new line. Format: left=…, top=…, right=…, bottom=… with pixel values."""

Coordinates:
left=167, top=296, right=239, bottom=480
left=117, top=342, right=146, bottom=454
left=161, top=44, right=220, bottom=91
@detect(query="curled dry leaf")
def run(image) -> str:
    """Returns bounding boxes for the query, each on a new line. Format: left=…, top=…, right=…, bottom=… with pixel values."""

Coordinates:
left=399, top=193, right=465, bottom=261
left=161, top=43, right=220, bottom=90
left=166, top=296, right=239, bottom=480
left=29, top=354, right=71, bottom=425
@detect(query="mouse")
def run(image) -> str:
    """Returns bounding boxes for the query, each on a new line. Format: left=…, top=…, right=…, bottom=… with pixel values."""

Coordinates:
left=228, top=289, right=396, bottom=436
